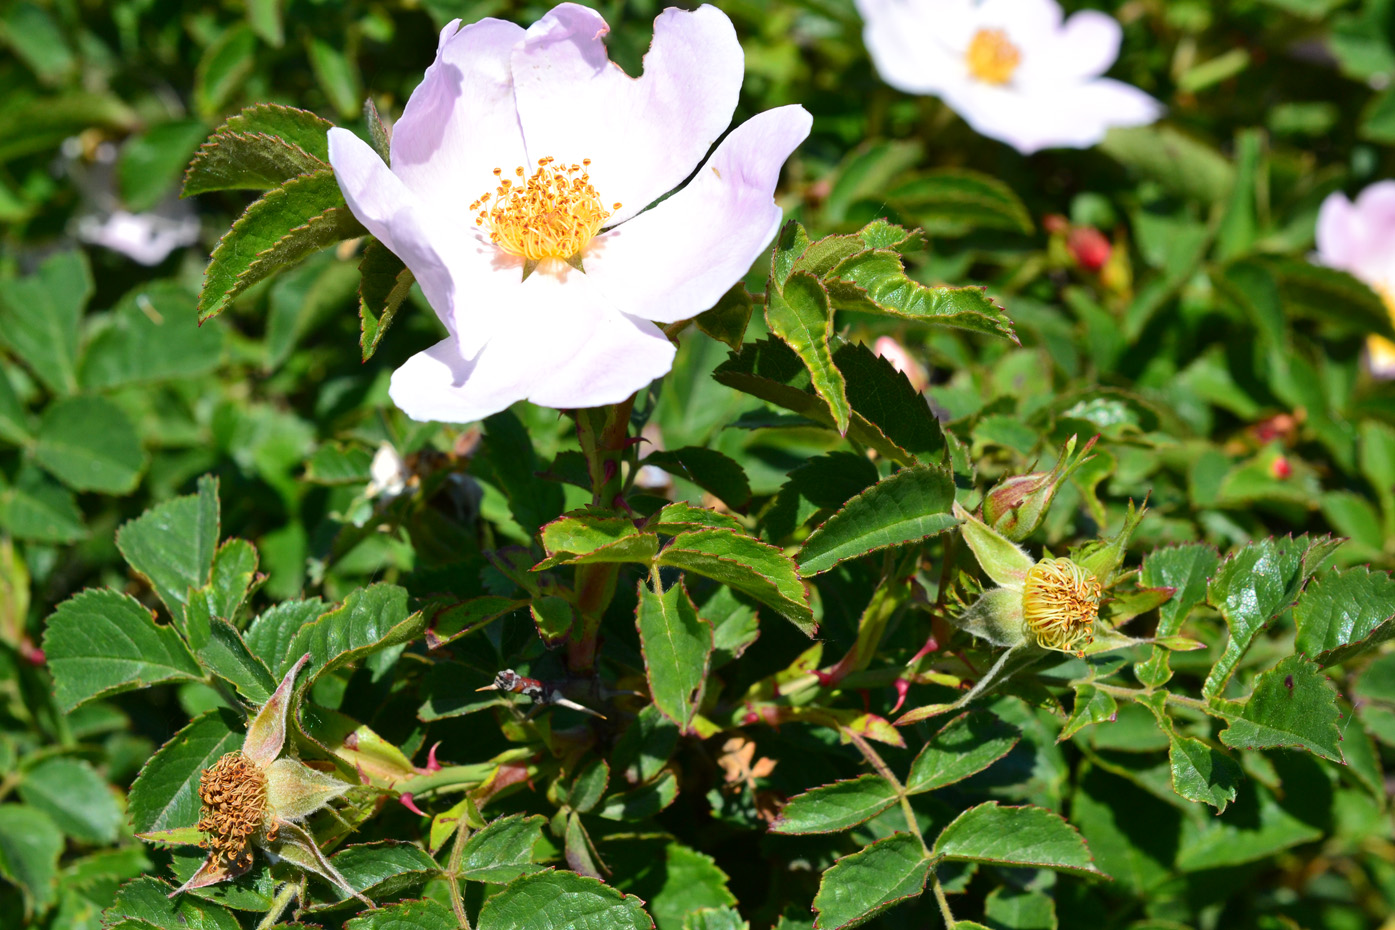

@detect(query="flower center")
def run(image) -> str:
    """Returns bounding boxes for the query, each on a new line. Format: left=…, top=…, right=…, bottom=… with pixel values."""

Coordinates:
left=1021, top=558, right=1101, bottom=656
left=197, top=751, right=269, bottom=870
left=471, top=158, right=620, bottom=264
left=1369, top=282, right=1395, bottom=373
left=966, top=29, right=1021, bottom=85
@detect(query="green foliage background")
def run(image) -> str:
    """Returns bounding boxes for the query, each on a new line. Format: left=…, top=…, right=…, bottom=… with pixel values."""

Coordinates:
left=3, top=0, right=1395, bottom=929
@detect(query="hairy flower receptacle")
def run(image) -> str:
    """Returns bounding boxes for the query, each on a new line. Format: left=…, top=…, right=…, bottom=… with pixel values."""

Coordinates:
left=197, top=751, right=269, bottom=871
left=1021, top=558, right=1101, bottom=656
left=966, top=29, right=1021, bottom=85
left=471, top=157, right=620, bottom=265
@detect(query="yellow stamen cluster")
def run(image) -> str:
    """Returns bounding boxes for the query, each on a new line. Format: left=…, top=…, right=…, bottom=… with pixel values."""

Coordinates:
left=196, top=752, right=269, bottom=869
left=1021, top=558, right=1101, bottom=656
left=470, top=157, right=620, bottom=263
left=1369, top=283, right=1395, bottom=371
left=966, top=28, right=1021, bottom=85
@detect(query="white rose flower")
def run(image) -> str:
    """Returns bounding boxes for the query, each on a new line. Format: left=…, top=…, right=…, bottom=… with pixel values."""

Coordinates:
left=854, top=0, right=1161, bottom=154
left=329, top=3, right=811, bottom=423
left=1315, top=181, right=1395, bottom=378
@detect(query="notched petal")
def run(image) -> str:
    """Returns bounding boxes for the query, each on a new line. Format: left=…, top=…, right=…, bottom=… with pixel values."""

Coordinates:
left=244, top=653, right=311, bottom=768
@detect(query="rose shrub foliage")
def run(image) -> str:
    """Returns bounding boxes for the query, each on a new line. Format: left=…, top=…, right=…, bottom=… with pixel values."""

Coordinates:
left=2, top=1, right=1395, bottom=930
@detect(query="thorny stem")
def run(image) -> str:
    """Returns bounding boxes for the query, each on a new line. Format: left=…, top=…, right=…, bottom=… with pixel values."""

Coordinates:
left=1091, top=681, right=1214, bottom=715
left=844, top=728, right=955, bottom=925
left=255, top=883, right=298, bottom=930
left=397, top=761, right=510, bottom=800
left=445, top=814, right=473, bottom=930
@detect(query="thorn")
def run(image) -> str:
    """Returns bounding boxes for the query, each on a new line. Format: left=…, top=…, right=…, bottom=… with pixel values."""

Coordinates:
left=889, top=678, right=911, bottom=715
left=909, top=635, right=939, bottom=665
left=553, top=697, right=607, bottom=720
left=602, top=459, right=618, bottom=484
left=475, top=684, right=502, bottom=692
left=425, top=741, right=443, bottom=773
left=399, top=793, right=427, bottom=817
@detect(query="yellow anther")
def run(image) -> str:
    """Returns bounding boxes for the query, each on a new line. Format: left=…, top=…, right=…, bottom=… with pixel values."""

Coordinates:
left=966, top=28, right=1021, bottom=85
left=473, top=157, right=612, bottom=263
left=1021, top=558, right=1101, bottom=656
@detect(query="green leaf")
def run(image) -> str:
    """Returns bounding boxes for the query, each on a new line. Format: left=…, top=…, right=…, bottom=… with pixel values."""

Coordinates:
left=597, top=771, right=679, bottom=821
left=637, top=580, right=713, bottom=734
left=478, top=410, right=565, bottom=535
left=307, top=35, right=362, bottom=119
left=657, top=528, right=815, bottom=636
left=345, top=899, right=459, bottom=930
left=531, top=595, right=575, bottom=645
left=0, top=366, right=30, bottom=444
left=982, top=887, right=1056, bottom=930
left=821, top=140, right=923, bottom=224
left=569, top=759, right=610, bottom=814
left=694, top=285, right=753, bottom=350
left=811, top=833, right=930, bottom=930
left=1058, top=685, right=1117, bottom=742
left=644, top=448, right=752, bottom=511
left=79, top=281, right=225, bottom=389
left=0, top=468, right=85, bottom=543
left=246, top=0, right=283, bottom=46
left=457, top=814, right=547, bottom=883
left=34, top=395, right=146, bottom=494
left=208, top=538, right=260, bottom=621
left=765, top=271, right=850, bottom=435
left=359, top=239, right=415, bottom=361
left=536, top=512, right=657, bottom=570
left=104, top=877, right=241, bottom=930
left=824, top=249, right=1016, bottom=342
left=0, top=805, right=62, bottom=915
left=196, top=614, right=277, bottom=703
left=194, top=24, right=257, bottom=117
left=906, top=711, right=1021, bottom=794
left=284, top=583, right=423, bottom=682
left=0, top=250, right=90, bottom=394
left=244, top=598, right=327, bottom=669
left=769, top=774, right=898, bottom=834
left=684, top=908, right=747, bottom=930
left=932, top=802, right=1103, bottom=876
left=265, top=252, right=360, bottom=370
left=116, top=475, right=220, bottom=628
left=118, top=119, right=210, bottom=212
left=198, top=170, right=364, bottom=322
left=796, top=464, right=958, bottom=576
left=18, top=758, right=123, bottom=844
left=1100, top=125, right=1235, bottom=204
left=1168, top=735, right=1241, bottom=813
left=1, top=3, right=75, bottom=84
left=1219, top=654, right=1343, bottom=762
left=424, top=596, right=525, bottom=650
left=305, top=842, right=440, bottom=909
left=476, top=870, right=653, bottom=930
left=1293, top=567, right=1395, bottom=667
left=128, top=709, right=241, bottom=837
left=183, top=103, right=332, bottom=196
left=0, top=91, right=136, bottom=164
left=786, top=452, right=879, bottom=510
left=1202, top=536, right=1331, bottom=698
left=649, top=502, right=745, bottom=536
left=42, top=588, right=202, bottom=711
left=720, top=341, right=922, bottom=461
left=1140, top=543, right=1220, bottom=637
left=886, top=168, right=1034, bottom=236
left=621, top=842, right=736, bottom=930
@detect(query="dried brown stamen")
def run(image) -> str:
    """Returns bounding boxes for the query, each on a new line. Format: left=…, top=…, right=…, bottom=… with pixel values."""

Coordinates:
left=1021, top=558, right=1101, bottom=656
left=196, top=751, right=269, bottom=870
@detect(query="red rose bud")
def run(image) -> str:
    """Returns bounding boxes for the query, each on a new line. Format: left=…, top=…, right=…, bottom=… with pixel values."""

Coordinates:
left=1271, top=456, right=1292, bottom=479
left=983, top=434, right=1098, bottom=542
left=1067, top=226, right=1111, bottom=272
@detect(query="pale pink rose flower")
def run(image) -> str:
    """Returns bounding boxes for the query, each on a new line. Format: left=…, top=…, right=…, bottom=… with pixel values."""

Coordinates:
left=873, top=336, right=930, bottom=393
left=854, top=0, right=1160, bottom=154
left=1316, top=181, right=1395, bottom=378
left=329, top=3, right=811, bottom=423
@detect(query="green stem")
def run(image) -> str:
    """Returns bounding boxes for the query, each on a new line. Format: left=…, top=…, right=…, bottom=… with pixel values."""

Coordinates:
left=445, top=813, right=473, bottom=930
left=397, top=761, right=511, bottom=799
left=256, top=883, right=298, bottom=930
left=930, top=874, right=957, bottom=928
left=1091, top=681, right=1216, bottom=716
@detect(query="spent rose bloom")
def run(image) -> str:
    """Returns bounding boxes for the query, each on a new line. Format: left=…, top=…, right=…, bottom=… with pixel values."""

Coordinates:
left=1315, top=181, right=1395, bottom=377
left=328, top=3, right=811, bottom=423
left=854, top=0, right=1160, bottom=154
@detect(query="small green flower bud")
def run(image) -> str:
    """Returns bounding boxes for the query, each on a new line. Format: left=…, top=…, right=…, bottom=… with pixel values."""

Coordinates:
left=983, top=435, right=1097, bottom=541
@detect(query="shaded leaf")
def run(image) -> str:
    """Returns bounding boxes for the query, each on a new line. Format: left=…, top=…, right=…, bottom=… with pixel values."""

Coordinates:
left=932, top=802, right=1103, bottom=876
left=657, top=529, right=814, bottom=635
left=636, top=580, right=712, bottom=733
left=906, top=711, right=1021, bottom=793
left=811, top=833, right=930, bottom=930
left=1293, top=566, right=1395, bottom=667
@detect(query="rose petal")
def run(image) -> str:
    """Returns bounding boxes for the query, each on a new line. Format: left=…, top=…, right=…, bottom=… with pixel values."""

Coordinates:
left=329, top=128, right=513, bottom=357
left=1316, top=192, right=1362, bottom=271
left=510, top=3, right=743, bottom=225
left=976, top=0, right=1064, bottom=53
left=390, top=17, right=528, bottom=218
left=584, top=105, right=811, bottom=324
left=943, top=77, right=1159, bottom=154
left=389, top=269, right=674, bottom=423
left=1022, top=9, right=1122, bottom=84
left=857, top=0, right=976, bottom=92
